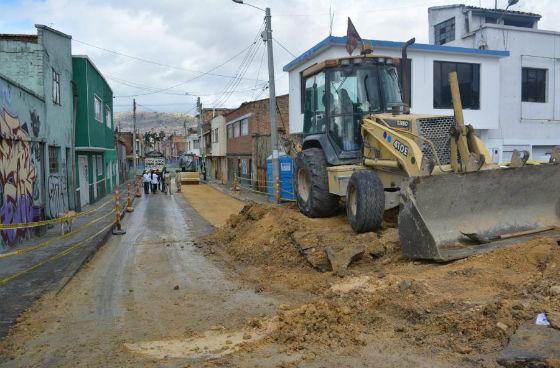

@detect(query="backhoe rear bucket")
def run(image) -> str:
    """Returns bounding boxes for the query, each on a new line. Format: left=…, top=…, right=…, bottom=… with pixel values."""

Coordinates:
left=398, top=164, right=560, bottom=261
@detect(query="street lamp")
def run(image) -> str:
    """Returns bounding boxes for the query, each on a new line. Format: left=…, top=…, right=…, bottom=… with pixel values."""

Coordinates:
left=232, top=0, right=280, bottom=203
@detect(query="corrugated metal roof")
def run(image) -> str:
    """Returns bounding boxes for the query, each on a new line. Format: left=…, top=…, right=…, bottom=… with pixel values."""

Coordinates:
left=465, top=5, right=541, bottom=19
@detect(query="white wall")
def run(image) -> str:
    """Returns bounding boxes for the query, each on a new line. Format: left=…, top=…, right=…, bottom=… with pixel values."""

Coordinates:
left=210, top=115, right=227, bottom=157
left=435, top=19, right=560, bottom=161
left=287, top=43, right=501, bottom=134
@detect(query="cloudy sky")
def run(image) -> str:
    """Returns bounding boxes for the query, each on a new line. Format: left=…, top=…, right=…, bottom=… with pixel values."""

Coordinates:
left=0, top=0, right=556, bottom=113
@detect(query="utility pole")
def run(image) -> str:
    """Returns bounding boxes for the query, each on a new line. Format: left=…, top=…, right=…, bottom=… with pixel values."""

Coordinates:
left=132, top=98, right=137, bottom=173
left=197, top=97, right=204, bottom=177
left=264, top=7, right=280, bottom=203
left=232, top=1, right=280, bottom=202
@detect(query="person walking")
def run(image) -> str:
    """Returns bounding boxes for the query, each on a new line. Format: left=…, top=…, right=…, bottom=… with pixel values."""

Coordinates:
left=161, top=167, right=168, bottom=193
left=142, top=170, right=151, bottom=194
left=164, top=169, right=172, bottom=195
left=150, top=170, right=159, bottom=194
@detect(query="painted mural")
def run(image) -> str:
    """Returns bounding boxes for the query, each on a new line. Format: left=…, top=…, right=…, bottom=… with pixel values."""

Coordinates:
left=0, top=79, right=43, bottom=249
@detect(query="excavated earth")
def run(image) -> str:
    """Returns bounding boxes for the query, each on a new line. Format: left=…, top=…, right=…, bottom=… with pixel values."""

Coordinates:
left=201, top=203, right=560, bottom=367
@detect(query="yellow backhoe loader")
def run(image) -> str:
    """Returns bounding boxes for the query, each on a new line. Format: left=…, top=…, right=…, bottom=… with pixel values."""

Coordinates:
left=293, top=40, right=560, bottom=261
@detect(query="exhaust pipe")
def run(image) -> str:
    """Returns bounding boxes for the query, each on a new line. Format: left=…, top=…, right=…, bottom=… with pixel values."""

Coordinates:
left=400, top=38, right=415, bottom=110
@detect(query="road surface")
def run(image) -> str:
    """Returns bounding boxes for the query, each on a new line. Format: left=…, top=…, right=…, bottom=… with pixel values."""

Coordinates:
left=0, top=193, right=280, bottom=367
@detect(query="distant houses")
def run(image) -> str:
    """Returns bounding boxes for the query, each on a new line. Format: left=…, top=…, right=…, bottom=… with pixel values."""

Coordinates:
left=200, top=95, right=289, bottom=191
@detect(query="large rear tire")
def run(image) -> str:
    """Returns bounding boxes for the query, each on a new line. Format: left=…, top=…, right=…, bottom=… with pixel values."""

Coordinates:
left=346, top=170, right=385, bottom=233
left=295, top=148, right=338, bottom=218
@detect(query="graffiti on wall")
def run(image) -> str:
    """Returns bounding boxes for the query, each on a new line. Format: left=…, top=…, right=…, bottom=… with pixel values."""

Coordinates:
left=47, top=174, right=67, bottom=218
left=0, top=108, right=42, bottom=248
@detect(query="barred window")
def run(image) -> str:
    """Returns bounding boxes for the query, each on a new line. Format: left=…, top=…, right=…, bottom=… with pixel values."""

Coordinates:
left=434, top=17, right=455, bottom=45
left=48, top=146, right=59, bottom=173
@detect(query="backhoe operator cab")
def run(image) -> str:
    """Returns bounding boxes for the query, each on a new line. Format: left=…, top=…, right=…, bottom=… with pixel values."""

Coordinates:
left=302, top=56, right=404, bottom=166
left=296, top=55, right=411, bottom=220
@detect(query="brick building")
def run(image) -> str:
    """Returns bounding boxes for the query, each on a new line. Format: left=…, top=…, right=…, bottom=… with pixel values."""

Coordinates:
left=225, top=94, right=289, bottom=190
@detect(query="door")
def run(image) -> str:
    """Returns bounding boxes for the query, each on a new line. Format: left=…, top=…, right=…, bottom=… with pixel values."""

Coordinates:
left=92, top=157, right=97, bottom=200
left=78, top=156, right=89, bottom=206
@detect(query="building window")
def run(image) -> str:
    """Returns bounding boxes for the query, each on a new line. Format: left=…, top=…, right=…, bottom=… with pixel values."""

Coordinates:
left=522, top=68, right=547, bottom=103
left=433, top=61, right=480, bottom=109
left=212, top=128, right=219, bottom=143
left=227, top=124, right=233, bottom=139
left=105, top=105, right=111, bottom=128
left=94, top=96, right=102, bottom=122
left=48, top=146, right=59, bottom=173
left=434, top=17, right=455, bottom=45
left=234, top=121, right=240, bottom=137
left=241, top=119, right=249, bottom=136
left=52, top=69, right=61, bottom=105
left=96, top=155, right=103, bottom=176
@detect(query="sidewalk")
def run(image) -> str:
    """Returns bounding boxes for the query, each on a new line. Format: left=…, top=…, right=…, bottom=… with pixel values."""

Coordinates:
left=204, top=178, right=270, bottom=205
left=0, top=182, right=136, bottom=338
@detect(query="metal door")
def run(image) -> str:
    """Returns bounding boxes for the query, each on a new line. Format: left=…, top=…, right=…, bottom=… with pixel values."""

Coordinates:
left=78, top=156, right=89, bottom=206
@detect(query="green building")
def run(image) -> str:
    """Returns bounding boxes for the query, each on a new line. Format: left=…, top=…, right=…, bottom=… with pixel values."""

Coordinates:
left=72, top=55, right=117, bottom=208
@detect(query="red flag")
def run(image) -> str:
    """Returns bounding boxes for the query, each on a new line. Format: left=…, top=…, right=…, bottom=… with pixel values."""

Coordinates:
left=346, top=17, right=362, bottom=55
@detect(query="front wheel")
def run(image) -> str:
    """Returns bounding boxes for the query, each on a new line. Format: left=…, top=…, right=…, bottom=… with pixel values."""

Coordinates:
left=295, top=148, right=338, bottom=218
left=346, top=170, right=385, bottom=233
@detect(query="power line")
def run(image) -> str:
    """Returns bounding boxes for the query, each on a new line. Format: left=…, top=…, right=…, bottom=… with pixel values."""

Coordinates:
left=113, top=40, right=263, bottom=98
left=211, top=22, right=265, bottom=108
left=73, top=38, right=266, bottom=82
left=273, top=37, right=296, bottom=58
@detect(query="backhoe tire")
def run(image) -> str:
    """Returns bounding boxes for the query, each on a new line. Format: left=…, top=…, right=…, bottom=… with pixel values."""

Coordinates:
left=346, top=170, right=385, bottom=233
left=295, top=148, right=338, bottom=218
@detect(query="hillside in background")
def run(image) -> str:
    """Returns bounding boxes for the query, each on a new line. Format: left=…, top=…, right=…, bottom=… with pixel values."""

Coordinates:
left=115, top=112, right=197, bottom=133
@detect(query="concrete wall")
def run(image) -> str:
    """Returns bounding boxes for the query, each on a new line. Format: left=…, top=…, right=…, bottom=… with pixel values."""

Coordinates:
left=38, top=26, right=74, bottom=217
left=0, top=75, right=46, bottom=249
left=287, top=44, right=502, bottom=135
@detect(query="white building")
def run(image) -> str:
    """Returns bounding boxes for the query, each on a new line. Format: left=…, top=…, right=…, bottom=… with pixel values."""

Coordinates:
left=185, top=133, right=200, bottom=157
left=209, top=115, right=228, bottom=183
left=284, top=36, right=508, bottom=162
left=429, top=4, right=560, bottom=161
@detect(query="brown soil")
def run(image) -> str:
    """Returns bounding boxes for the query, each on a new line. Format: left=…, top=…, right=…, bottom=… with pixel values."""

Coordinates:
left=200, top=202, right=560, bottom=365
left=181, top=184, right=244, bottom=227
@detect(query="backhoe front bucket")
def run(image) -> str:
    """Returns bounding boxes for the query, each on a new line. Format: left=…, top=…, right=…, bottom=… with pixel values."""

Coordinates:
left=179, top=172, right=200, bottom=185
left=398, top=164, right=560, bottom=261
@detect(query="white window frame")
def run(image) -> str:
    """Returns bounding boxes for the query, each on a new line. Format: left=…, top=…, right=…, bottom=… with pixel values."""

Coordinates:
left=94, top=95, right=103, bottom=122
left=96, top=155, right=103, bottom=176
left=52, top=68, right=61, bottom=105
left=233, top=121, right=240, bottom=137
left=241, top=118, right=249, bottom=136
left=105, top=105, right=111, bottom=128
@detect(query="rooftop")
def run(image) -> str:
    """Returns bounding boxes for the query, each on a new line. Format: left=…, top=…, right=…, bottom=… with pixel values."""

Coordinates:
left=0, top=34, right=38, bottom=43
left=429, top=4, right=541, bottom=19
left=283, top=35, right=510, bottom=72
left=73, top=55, right=113, bottom=95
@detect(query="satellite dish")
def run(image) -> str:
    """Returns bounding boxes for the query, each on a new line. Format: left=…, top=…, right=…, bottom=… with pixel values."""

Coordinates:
left=508, top=0, right=519, bottom=6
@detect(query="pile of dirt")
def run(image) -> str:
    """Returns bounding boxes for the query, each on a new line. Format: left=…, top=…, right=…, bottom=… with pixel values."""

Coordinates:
left=202, top=203, right=399, bottom=272
left=258, top=237, right=560, bottom=358
left=203, top=204, right=305, bottom=268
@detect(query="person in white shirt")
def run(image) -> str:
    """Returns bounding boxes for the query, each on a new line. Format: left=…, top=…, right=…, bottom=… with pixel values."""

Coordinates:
left=142, top=171, right=151, bottom=194
left=150, top=171, right=159, bottom=194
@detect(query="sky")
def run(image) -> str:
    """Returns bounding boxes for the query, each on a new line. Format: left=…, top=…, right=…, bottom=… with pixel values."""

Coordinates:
left=0, top=0, right=557, bottom=114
